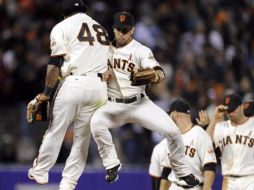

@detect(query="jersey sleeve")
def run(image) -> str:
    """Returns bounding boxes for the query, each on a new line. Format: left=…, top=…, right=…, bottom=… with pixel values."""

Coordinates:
left=139, top=47, right=160, bottom=69
left=149, top=145, right=163, bottom=177
left=197, top=127, right=217, bottom=166
left=50, top=25, right=66, bottom=57
left=161, top=148, right=171, bottom=168
left=213, top=122, right=224, bottom=148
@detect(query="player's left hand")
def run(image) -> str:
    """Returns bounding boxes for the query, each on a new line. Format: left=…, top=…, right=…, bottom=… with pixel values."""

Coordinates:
left=196, top=110, right=210, bottom=127
left=27, top=93, right=50, bottom=124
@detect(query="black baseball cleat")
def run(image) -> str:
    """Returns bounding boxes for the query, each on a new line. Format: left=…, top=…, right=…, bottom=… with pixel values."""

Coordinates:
left=179, top=174, right=200, bottom=187
left=105, top=164, right=121, bottom=183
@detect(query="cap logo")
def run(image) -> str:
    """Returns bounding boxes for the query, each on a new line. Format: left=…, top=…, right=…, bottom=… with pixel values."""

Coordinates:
left=75, top=3, right=79, bottom=6
left=119, top=15, right=126, bottom=23
left=225, top=97, right=230, bottom=105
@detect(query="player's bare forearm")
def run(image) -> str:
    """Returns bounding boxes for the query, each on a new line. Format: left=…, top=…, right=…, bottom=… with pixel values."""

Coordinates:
left=159, top=179, right=171, bottom=190
left=206, top=105, right=227, bottom=139
left=203, top=170, right=215, bottom=190
left=45, top=65, right=60, bottom=88
left=206, top=119, right=217, bottom=140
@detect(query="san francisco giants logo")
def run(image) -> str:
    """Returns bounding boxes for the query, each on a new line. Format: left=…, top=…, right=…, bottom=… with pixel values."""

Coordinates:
left=120, top=15, right=126, bottom=23
left=225, top=97, right=230, bottom=105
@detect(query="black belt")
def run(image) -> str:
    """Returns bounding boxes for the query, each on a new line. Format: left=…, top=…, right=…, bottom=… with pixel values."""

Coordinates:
left=97, top=73, right=103, bottom=79
left=227, top=175, right=248, bottom=178
left=108, top=94, right=144, bottom=104
left=176, top=183, right=203, bottom=189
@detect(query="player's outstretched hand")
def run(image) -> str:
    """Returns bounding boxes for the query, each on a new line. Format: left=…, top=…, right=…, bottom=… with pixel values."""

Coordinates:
left=196, top=110, right=210, bottom=127
left=101, top=69, right=114, bottom=82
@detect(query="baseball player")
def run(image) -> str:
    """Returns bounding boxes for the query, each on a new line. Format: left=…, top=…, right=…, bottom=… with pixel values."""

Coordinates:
left=149, top=109, right=211, bottom=190
left=149, top=138, right=168, bottom=190
left=159, top=99, right=217, bottom=190
left=28, top=1, right=109, bottom=190
left=90, top=11, right=199, bottom=186
left=206, top=93, right=254, bottom=190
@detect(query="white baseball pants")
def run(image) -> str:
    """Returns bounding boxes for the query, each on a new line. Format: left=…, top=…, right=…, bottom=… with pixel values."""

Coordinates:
left=222, top=175, right=254, bottom=190
left=30, top=75, right=107, bottom=190
left=91, top=97, right=191, bottom=177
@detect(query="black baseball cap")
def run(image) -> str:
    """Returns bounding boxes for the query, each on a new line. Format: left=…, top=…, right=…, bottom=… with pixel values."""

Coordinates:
left=243, top=101, right=254, bottom=117
left=168, top=99, right=191, bottom=114
left=223, top=93, right=242, bottom=113
left=113, top=11, right=135, bottom=29
left=61, top=0, right=87, bottom=17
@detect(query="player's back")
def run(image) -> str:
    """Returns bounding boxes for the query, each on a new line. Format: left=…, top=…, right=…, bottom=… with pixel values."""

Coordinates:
left=51, top=13, right=109, bottom=76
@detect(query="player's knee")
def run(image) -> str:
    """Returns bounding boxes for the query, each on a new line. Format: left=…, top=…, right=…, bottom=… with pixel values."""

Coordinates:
left=90, top=116, right=107, bottom=135
left=163, top=125, right=180, bottom=138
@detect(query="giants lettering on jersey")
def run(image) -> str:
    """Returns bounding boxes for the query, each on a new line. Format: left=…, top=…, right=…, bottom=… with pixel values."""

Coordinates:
left=107, top=58, right=135, bottom=72
left=219, top=134, right=254, bottom=150
left=185, top=146, right=196, bottom=157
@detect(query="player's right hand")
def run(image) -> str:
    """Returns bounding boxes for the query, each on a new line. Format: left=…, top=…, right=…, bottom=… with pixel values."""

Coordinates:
left=102, top=69, right=114, bottom=81
left=214, top=105, right=228, bottom=121
left=196, top=110, right=210, bottom=127
left=36, top=93, right=50, bottom=103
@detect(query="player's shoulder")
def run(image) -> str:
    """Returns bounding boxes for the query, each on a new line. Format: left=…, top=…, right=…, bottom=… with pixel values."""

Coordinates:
left=153, top=138, right=167, bottom=151
left=215, top=120, right=229, bottom=130
left=52, top=20, right=64, bottom=32
left=191, top=125, right=208, bottom=136
left=248, top=116, right=254, bottom=122
left=132, top=39, right=152, bottom=52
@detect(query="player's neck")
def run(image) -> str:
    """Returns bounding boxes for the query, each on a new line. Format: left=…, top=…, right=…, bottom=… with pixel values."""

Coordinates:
left=230, top=116, right=249, bottom=126
left=178, top=121, right=193, bottom=134
left=116, top=37, right=133, bottom=48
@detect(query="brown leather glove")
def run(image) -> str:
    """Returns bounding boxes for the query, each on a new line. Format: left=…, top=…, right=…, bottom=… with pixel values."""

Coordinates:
left=130, top=68, right=156, bottom=86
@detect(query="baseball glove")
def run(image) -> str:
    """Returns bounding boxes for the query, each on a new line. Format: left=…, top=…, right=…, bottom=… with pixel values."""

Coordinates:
left=27, top=97, right=49, bottom=124
left=130, top=68, right=156, bottom=86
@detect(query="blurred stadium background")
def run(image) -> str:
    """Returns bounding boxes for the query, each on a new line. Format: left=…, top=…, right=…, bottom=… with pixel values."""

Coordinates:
left=0, top=0, right=253, bottom=189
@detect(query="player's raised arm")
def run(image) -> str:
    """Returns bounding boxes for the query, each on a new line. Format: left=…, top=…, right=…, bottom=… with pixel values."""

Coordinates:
left=206, top=105, right=227, bottom=139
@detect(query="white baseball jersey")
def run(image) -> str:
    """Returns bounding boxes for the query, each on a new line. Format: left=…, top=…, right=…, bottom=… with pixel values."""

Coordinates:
left=149, top=139, right=168, bottom=177
left=162, top=126, right=217, bottom=189
left=107, top=39, right=160, bottom=98
left=30, top=13, right=109, bottom=190
left=90, top=39, right=192, bottom=178
left=214, top=117, right=254, bottom=176
left=50, top=13, right=108, bottom=76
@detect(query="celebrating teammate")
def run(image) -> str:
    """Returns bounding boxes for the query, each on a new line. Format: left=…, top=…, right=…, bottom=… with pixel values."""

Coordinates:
left=206, top=93, right=254, bottom=190
left=149, top=106, right=212, bottom=190
left=90, top=11, right=199, bottom=186
left=27, top=1, right=109, bottom=189
left=158, top=99, right=216, bottom=190
left=149, top=138, right=168, bottom=190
